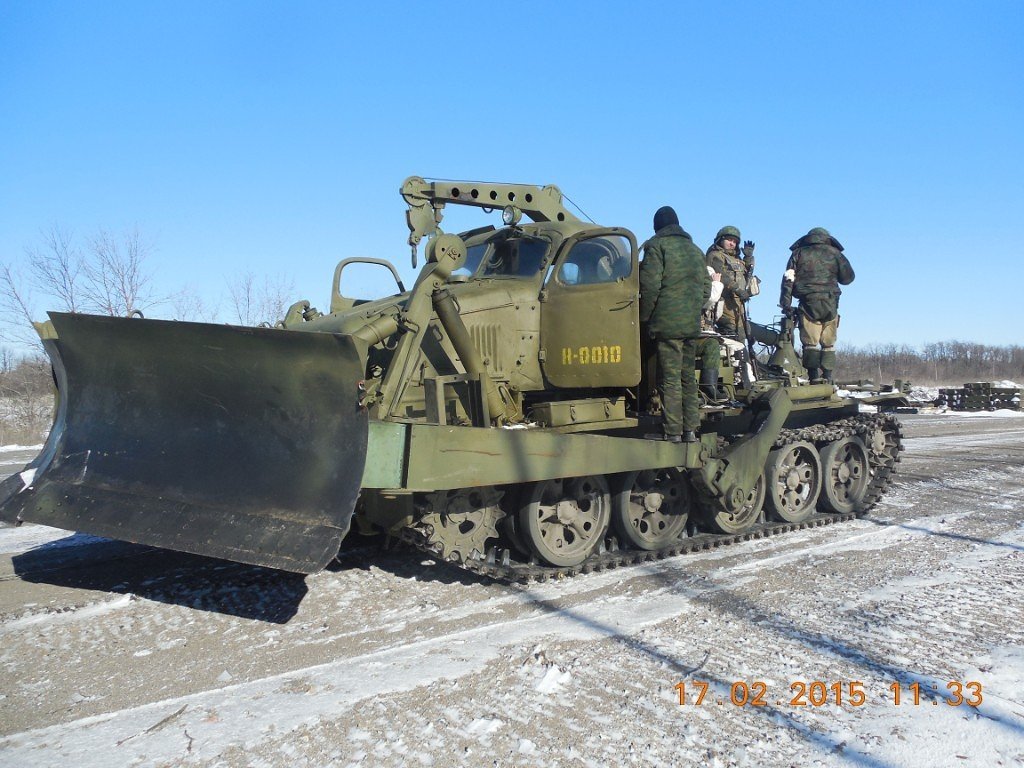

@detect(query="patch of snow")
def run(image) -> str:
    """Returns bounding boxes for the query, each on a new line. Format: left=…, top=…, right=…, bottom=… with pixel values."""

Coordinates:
left=0, top=524, right=109, bottom=555
left=963, top=645, right=1024, bottom=704
left=517, top=738, right=537, bottom=754
left=534, top=665, right=572, bottom=694
left=902, top=428, right=1024, bottom=449
left=836, top=389, right=876, bottom=400
left=464, top=717, right=502, bottom=736
left=909, top=386, right=938, bottom=402
left=944, top=409, right=1024, bottom=418
left=0, top=443, right=43, bottom=453
left=0, top=594, right=134, bottom=633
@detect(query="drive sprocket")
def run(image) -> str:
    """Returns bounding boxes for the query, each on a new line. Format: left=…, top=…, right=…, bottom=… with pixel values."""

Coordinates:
left=417, top=487, right=504, bottom=563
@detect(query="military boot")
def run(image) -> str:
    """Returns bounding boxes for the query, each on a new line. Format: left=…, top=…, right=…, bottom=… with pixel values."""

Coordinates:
left=699, top=368, right=726, bottom=404
left=645, top=432, right=682, bottom=443
left=682, top=430, right=698, bottom=443
left=802, top=348, right=822, bottom=382
left=820, top=350, right=836, bottom=384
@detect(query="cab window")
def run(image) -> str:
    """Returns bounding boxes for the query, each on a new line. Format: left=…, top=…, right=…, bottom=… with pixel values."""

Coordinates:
left=480, top=235, right=550, bottom=278
left=555, top=235, right=632, bottom=286
left=452, top=243, right=487, bottom=277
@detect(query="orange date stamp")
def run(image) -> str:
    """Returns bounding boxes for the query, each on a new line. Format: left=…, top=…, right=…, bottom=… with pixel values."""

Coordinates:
left=674, top=680, right=983, bottom=708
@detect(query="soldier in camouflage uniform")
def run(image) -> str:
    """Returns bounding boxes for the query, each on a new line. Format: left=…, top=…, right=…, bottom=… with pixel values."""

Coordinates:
left=705, top=226, right=756, bottom=339
left=639, top=206, right=711, bottom=443
left=780, top=227, right=855, bottom=383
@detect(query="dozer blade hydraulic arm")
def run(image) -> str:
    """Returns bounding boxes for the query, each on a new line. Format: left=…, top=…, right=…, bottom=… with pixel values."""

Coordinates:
left=696, top=388, right=792, bottom=512
left=0, top=313, right=369, bottom=574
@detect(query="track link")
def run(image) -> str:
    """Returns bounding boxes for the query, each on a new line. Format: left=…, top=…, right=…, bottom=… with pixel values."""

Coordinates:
left=400, top=413, right=903, bottom=584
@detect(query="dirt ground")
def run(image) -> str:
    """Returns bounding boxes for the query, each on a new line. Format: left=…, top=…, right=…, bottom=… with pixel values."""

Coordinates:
left=1, top=413, right=1022, bottom=767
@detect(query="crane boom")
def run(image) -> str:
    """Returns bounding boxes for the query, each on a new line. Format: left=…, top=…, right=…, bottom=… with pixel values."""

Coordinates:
left=400, top=176, right=580, bottom=260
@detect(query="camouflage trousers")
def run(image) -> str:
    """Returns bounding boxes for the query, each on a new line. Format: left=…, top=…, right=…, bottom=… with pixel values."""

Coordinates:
left=799, top=311, right=839, bottom=348
left=694, top=335, right=720, bottom=370
left=715, top=295, right=748, bottom=339
left=799, top=310, right=840, bottom=371
left=657, top=337, right=700, bottom=435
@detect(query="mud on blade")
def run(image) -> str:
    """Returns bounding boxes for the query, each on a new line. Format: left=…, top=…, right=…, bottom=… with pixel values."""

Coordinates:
left=0, top=313, right=369, bottom=573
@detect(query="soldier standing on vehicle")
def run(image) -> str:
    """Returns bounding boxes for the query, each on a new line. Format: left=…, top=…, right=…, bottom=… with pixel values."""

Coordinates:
left=639, top=206, right=711, bottom=443
left=705, top=226, right=757, bottom=339
left=780, top=227, right=855, bottom=383
left=698, top=266, right=726, bottom=403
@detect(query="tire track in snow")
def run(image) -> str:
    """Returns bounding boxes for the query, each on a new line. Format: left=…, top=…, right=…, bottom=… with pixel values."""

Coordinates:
left=0, top=568, right=726, bottom=766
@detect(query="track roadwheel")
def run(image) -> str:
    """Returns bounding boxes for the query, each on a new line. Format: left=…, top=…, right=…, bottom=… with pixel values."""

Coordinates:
left=703, top=472, right=766, bottom=534
left=518, top=476, right=611, bottom=567
left=818, top=437, right=870, bottom=514
left=764, top=441, right=822, bottom=523
left=612, top=469, right=690, bottom=550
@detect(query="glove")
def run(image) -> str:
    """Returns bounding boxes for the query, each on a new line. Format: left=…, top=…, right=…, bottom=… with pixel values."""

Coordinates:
left=734, top=287, right=750, bottom=301
left=742, top=240, right=755, bottom=259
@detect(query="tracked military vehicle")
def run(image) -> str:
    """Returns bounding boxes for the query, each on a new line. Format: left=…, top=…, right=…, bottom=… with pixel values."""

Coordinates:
left=0, top=177, right=902, bottom=581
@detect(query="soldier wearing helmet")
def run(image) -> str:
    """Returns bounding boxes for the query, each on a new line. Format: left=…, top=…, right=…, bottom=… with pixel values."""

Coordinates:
left=705, top=226, right=756, bottom=339
left=780, top=227, right=855, bottom=383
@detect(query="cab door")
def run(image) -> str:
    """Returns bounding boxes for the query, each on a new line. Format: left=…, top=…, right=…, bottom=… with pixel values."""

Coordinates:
left=539, top=228, right=640, bottom=388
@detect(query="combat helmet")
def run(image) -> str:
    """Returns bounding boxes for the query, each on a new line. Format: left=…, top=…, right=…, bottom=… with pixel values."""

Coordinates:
left=714, top=225, right=741, bottom=246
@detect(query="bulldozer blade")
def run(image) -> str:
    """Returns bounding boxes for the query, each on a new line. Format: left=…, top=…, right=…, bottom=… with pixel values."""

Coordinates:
left=0, top=313, right=369, bottom=574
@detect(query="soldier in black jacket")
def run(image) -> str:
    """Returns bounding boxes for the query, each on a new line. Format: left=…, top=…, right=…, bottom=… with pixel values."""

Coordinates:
left=780, top=227, right=855, bottom=383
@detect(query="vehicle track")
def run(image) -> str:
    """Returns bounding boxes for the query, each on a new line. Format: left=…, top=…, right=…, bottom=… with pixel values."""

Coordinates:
left=405, top=413, right=903, bottom=583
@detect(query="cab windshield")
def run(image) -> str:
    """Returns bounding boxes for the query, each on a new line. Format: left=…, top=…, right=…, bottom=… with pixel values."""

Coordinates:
left=453, top=233, right=551, bottom=279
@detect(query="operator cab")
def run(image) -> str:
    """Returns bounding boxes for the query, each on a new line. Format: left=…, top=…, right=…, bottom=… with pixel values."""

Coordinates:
left=453, top=228, right=553, bottom=280
left=453, top=225, right=633, bottom=285
left=448, top=222, right=641, bottom=390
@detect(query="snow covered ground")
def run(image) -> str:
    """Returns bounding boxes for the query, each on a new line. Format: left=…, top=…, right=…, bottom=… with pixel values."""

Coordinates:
left=0, top=414, right=1022, bottom=767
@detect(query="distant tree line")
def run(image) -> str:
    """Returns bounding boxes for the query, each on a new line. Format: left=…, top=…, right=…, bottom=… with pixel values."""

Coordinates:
left=834, top=342, right=1024, bottom=386
left=0, top=224, right=296, bottom=353
left=0, top=224, right=299, bottom=444
left=0, top=352, right=53, bottom=444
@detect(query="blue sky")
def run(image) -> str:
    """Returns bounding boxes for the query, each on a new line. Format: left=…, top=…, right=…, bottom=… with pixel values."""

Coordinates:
left=1, top=1, right=1021, bottom=350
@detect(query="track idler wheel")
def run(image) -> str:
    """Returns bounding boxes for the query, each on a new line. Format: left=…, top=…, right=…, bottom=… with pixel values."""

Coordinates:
left=701, top=472, right=766, bottom=535
left=866, top=420, right=901, bottom=467
left=764, top=440, right=822, bottom=523
left=518, top=476, right=611, bottom=567
left=818, top=436, right=871, bottom=514
left=611, top=469, right=690, bottom=551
